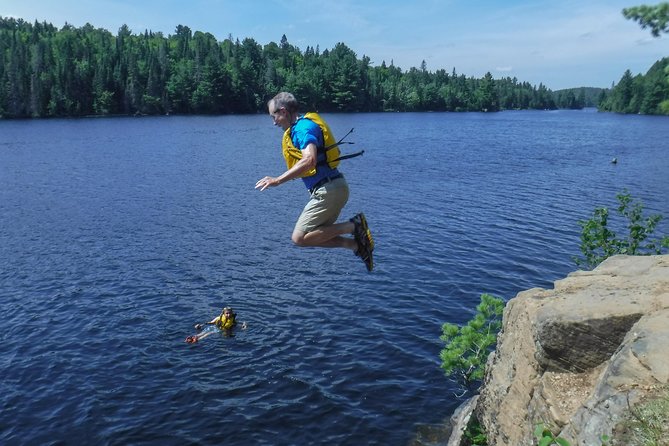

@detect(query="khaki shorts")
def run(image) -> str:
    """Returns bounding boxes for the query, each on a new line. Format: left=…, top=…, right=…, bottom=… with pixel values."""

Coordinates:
left=294, top=176, right=350, bottom=233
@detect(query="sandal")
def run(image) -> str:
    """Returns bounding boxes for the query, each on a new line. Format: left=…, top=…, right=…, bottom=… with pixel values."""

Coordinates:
left=351, top=213, right=374, bottom=271
left=354, top=240, right=374, bottom=272
left=351, top=213, right=374, bottom=251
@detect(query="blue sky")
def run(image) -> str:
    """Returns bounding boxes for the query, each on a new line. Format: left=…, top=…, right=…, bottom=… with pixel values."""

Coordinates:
left=3, top=0, right=667, bottom=90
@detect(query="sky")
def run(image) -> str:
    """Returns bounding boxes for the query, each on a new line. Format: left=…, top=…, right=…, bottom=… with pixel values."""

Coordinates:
left=3, top=0, right=668, bottom=90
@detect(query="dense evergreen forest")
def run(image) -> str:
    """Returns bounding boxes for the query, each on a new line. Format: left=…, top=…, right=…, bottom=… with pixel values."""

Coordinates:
left=598, top=57, right=669, bottom=114
left=553, top=87, right=604, bottom=108
left=0, top=17, right=561, bottom=118
left=0, top=16, right=666, bottom=118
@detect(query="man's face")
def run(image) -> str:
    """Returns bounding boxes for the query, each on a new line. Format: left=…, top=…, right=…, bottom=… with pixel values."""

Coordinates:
left=269, top=104, right=290, bottom=130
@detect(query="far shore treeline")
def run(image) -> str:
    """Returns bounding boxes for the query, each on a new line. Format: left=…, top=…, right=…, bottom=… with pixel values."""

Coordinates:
left=0, top=16, right=667, bottom=119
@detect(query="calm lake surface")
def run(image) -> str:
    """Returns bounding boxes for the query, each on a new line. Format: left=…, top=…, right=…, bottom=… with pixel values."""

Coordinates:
left=1, top=110, right=668, bottom=445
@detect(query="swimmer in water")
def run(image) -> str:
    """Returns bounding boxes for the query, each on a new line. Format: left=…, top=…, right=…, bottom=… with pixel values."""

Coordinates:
left=185, top=307, right=247, bottom=343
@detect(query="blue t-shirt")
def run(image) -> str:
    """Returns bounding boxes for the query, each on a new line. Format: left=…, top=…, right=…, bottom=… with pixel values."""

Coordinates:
left=291, top=116, right=340, bottom=190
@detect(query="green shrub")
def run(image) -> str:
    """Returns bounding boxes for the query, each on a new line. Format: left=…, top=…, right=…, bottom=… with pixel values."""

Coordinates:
left=534, top=424, right=570, bottom=446
left=575, top=190, right=669, bottom=269
left=439, top=294, right=505, bottom=391
left=533, top=424, right=611, bottom=446
left=463, top=417, right=488, bottom=445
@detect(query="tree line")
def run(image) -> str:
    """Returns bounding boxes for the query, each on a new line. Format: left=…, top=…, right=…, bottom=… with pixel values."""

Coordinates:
left=598, top=58, right=669, bottom=115
left=603, top=2, right=669, bottom=115
left=1, top=16, right=666, bottom=118
left=0, top=17, right=563, bottom=118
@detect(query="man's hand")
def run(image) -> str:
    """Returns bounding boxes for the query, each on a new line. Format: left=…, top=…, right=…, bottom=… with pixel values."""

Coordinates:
left=255, top=176, right=280, bottom=191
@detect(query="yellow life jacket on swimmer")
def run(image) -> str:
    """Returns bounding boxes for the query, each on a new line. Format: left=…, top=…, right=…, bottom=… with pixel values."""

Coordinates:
left=282, top=112, right=341, bottom=178
left=215, top=311, right=236, bottom=330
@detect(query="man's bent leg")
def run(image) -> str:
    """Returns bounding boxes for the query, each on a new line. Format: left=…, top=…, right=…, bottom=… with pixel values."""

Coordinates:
left=293, top=178, right=350, bottom=248
left=292, top=222, right=357, bottom=249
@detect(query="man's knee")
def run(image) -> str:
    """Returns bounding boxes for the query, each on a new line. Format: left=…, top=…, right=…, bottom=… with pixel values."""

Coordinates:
left=292, top=231, right=307, bottom=247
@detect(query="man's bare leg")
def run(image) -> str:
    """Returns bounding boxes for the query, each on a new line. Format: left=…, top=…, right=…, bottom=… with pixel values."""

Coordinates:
left=292, top=221, right=357, bottom=250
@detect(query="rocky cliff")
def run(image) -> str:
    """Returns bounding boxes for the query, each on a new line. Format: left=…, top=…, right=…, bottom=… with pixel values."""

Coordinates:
left=447, top=255, right=669, bottom=446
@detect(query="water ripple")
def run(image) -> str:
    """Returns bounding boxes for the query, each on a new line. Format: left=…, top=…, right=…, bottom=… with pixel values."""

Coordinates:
left=1, top=111, right=668, bottom=445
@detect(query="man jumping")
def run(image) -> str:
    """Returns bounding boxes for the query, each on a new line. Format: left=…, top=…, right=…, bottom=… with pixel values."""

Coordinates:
left=255, top=92, right=374, bottom=271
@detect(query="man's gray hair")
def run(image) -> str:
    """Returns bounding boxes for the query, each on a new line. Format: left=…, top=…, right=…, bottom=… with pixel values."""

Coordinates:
left=268, top=92, right=299, bottom=113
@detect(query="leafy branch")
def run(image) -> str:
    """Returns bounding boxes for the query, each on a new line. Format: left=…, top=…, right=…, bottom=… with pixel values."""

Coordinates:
left=623, top=2, right=669, bottom=37
left=574, top=190, right=669, bottom=270
left=439, top=294, right=505, bottom=393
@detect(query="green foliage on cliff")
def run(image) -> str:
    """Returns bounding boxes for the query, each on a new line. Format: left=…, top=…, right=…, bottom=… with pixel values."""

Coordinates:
left=575, top=190, right=669, bottom=270
left=463, top=418, right=489, bottom=445
left=439, top=294, right=505, bottom=391
left=534, top=424, right=571, bottom=446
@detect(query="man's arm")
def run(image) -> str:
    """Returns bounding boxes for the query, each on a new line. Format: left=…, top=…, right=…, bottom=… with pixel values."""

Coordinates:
left=255, top=143, right=317, bottom=191
left=195, top=316, right=219, bottom=330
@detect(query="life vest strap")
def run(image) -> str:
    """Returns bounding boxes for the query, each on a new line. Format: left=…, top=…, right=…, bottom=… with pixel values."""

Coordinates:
left=332, top=150, right=364, bottom=162
left=323, top=127, right=354, bottom=151
left=319, top=127, right=363, bottom=164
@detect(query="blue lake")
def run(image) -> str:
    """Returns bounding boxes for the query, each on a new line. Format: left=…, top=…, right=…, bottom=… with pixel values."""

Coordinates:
left=1, top=110, right=668, bottom=445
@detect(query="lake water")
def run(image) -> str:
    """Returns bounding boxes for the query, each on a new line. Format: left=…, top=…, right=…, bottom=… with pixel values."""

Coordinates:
left=1, top=110, right=668, bottom=445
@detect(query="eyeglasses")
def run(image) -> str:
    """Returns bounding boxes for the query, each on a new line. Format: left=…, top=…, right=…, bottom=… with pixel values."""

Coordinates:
left=270, top=107, right=285, bottom=118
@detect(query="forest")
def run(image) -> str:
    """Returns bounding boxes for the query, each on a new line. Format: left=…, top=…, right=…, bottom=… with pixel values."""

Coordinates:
left=598, top=57, right=669, bottom=114
left=0, top=16, right=666, bottom=118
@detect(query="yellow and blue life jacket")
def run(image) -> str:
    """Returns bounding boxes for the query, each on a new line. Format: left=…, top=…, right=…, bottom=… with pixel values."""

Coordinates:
left=281, top=112, right=341, bottom=178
